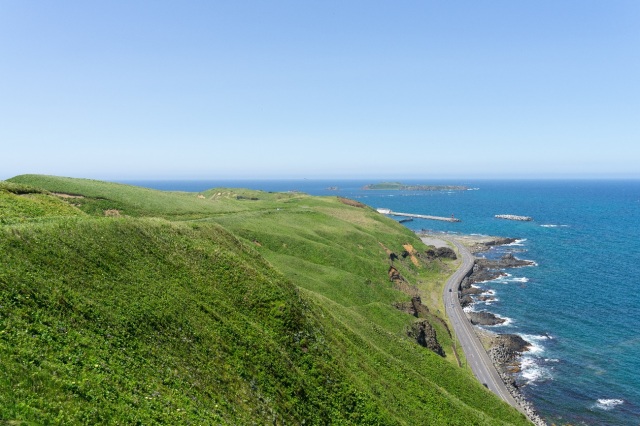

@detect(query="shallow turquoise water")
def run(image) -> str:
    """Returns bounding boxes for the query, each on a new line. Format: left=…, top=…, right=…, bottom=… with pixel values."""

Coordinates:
left=127, top=179, right=640, bottom=425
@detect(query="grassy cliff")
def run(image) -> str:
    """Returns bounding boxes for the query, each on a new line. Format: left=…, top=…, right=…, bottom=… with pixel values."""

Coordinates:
left=0, top=175, right=530, bottom=425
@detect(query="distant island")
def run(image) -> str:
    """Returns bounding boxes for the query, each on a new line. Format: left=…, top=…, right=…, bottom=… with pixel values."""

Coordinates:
left=363, top=182, right=468, bottom=191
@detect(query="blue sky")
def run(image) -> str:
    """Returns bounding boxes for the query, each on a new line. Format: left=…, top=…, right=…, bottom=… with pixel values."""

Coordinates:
left=1, top=1, right=639, bottom=180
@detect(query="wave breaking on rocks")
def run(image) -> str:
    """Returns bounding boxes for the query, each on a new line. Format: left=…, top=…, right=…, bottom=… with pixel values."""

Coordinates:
left=460, top=236, right=547, bottom=425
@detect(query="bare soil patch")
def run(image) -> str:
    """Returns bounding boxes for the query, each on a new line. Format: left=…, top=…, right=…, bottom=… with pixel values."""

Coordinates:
left=53, top=193, right=85, bottom=199
left=402, top=244, right=421, bottom=267
left=337, top=197, right=365, bottom=208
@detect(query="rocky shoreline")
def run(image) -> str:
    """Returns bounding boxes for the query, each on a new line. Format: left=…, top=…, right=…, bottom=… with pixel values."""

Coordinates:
left=460, top=236, right=546, bottom=425
left=479, top=331, right=545, bottom=425
left=418, top=231, right=547, bottom=425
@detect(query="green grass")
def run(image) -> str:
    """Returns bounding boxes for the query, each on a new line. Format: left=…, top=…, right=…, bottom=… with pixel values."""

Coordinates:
left=8, top=175, right=292, bottom=220
left=0, top=181, right=86, bottom=224
left=0, top=218, right=386, bottom=424
left=0, top=175, right=531, bottom=425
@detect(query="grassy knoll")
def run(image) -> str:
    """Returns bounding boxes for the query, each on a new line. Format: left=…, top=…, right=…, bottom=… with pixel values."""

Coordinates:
left=0, top=175, right=530, bottom=425
left=0, top=181, right=86, bottom=224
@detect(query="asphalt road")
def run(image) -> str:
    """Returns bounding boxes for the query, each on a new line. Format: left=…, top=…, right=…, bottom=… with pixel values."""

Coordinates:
left=442, top=238, right=525, bottom=413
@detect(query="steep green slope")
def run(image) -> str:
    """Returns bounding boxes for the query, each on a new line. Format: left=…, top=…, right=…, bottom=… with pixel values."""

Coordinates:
left=0, top=218, right=384, bottom=424
left=1, top=175, right=530, bottom=425
left=209, top=197, right=525, bottom=424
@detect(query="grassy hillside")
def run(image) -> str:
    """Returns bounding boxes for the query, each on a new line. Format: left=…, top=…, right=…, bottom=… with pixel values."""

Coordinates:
left=0, top=181, right=85, bottom=224
left=7, top=174, right=299, bottom=220
left=1, top=175, right=530, bottom=425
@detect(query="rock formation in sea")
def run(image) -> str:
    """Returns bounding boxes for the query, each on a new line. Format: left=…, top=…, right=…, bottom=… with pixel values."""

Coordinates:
left=475, top=253, right=535, bottom=269
left=467, top=310, right=506, bottom=326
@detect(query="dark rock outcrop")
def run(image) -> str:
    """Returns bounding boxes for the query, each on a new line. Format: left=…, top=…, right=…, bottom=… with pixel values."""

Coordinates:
left=424, top=246, right=457, bottom=260
left=489, top=334, right=531, bottom=366
left=467, top=310, right=505, bottom=326
left=469, top=237, right=518, bottom=253
left=393, top=296, right=430, bottom=318
left=407, top=320, right=445, bottom=357
left=475, top=253, right=535, bottom=269
left=460, top=294, right=473, bottom=308
left=465, top=253, right=533, bottom=285
left=461, top=286, right=482, bottom=296
left=469, top=268, right=507, bottom=284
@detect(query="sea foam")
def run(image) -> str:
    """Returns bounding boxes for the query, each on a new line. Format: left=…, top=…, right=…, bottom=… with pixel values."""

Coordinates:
left=489, top=313, right=513, bottom=326
left=520, top=356, right=553, bottom=384
left=504, top=238, right=527, bottom=246
left=519, top=334, right=551, bottom=354
left=594, top=398, right=624, bottom=410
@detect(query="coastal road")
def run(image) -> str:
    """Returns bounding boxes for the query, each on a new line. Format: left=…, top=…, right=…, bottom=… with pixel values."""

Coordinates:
left=441, top=238, right=526, bottom=414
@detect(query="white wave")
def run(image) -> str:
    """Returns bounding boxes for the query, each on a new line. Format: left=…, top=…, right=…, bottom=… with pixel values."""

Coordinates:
left=504, top=238, right=527, bottom=246
left=544, top=358, right=559, bottom=363
left=540, top=224, right=558, bottom=228
left=594, top=398, right=624, bottom=410
left=520, top=333, right=553, bottom=342
left=486, top=313, right=513, bottom=327
left=491, top=273, right=512, bottom=283
left=476, top=275, right=507, bottom=284
left=493, top=274, right=531, bottom=285
left=518, top=334, right=548, bottom=354
left=467, top=188, right=480, bottom=191
left=520, top=356, right=552, bottom=384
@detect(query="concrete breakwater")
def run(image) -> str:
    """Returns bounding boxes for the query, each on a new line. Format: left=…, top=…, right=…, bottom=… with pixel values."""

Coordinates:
left=495, top=214, right=533, bottom=221
left=377, top=208, right=461, bottom=222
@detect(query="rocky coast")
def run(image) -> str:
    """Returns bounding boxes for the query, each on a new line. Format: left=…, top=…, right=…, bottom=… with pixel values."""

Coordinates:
left=459, top=236, right=546, bottom=425
left=419, top=231, right=546, bottom=425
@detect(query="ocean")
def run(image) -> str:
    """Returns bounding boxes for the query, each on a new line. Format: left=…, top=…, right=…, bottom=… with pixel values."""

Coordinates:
left=123, top=179, right=640, bottom=425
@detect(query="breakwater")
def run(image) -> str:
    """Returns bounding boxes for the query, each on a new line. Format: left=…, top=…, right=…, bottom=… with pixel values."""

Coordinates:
left=377, top=208, right=461, bottom=222
left=495, top=214, right=533, bottom=221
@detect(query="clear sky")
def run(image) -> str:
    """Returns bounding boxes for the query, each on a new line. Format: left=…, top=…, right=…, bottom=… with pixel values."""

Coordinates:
left=1, top=1, right=639, bottom=180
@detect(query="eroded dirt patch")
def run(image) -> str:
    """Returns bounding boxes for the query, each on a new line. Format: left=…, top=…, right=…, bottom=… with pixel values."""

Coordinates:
left=337, top=197, right=365, bottom=208
left=53, top=193, right=85, bottom=199
left=402, top=244, right=421, bottom=267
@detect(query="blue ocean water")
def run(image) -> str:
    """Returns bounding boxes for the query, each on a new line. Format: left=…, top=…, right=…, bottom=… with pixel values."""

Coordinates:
left=124, top=179, right=640, bottom=425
